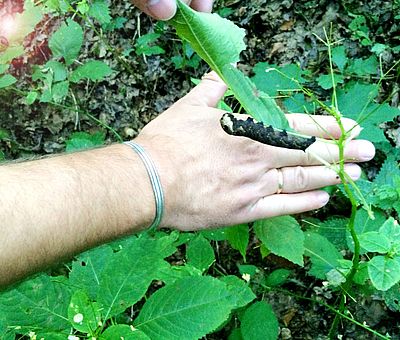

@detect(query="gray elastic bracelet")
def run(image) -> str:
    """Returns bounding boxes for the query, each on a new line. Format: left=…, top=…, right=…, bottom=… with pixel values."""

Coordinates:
left=123, top=141, right=164, bottom=232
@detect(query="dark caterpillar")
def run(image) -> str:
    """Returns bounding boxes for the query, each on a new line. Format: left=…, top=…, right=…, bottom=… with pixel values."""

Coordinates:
left=220, top=113, right=316, bottom=152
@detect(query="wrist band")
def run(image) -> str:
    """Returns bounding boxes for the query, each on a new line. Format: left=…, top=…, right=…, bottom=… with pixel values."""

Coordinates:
left=123, top=141, right=164, bottom=232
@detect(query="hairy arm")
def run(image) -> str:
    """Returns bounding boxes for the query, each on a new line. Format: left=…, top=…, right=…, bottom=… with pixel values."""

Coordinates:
left=0, top=144, right=154, bottom=288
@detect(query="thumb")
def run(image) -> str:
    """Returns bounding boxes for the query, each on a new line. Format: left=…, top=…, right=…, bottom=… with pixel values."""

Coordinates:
left=132, top=0, right=177, bottom=20
left=179, top=72, right=228, bottom=107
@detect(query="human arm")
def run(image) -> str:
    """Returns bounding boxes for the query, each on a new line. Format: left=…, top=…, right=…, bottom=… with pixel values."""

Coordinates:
left=131, top=0, right=214, bottom=20
left=0, top=73, right=375, bottom=288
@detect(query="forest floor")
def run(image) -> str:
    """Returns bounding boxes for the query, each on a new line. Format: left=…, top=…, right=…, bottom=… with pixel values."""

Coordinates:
left=1, top=0, right=400, bottom=339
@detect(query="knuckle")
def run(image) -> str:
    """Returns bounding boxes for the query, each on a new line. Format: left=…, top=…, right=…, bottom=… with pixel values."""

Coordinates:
left=293, top=166, right=308, bottom=191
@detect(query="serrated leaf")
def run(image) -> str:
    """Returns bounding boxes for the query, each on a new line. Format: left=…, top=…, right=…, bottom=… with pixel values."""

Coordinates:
left=156, top=264, right=202, bottom=285
left=311, top=217, right=348, bottom=250
left=332, top=46, right=347, bottom=72
left=240, top=301, right=279, bottom=340
left=368, top=255, right=400, bottom=291
left=374, top=155, right=400, bottom=187
left=134, top=276, right=238, bottom=340
left=226, top=224, right=249, bottom=261
left=359, top=231, right=391, bottom=253
left=68, top=290, right=102, bottom=334
left=70, top=60, right=112, bottom=83
left=170, top=1, right=288, bottom=129
left=304, top=232, right=343, bottom=279
left=283, top=92, right=315, bottom=114
left=200, top=226, right=227, bottom=241
left=49, top=19, right=83, bottom=65
left=0, top=74, right=16, bottom=89
left=66, top=131, right=105, bottom=152
left=187, top=234, right=215, bottom=272
left=254, top=216, right=304, bottom=266
left=89, top=0, right=112, bottom=25
left=0, top=275, right=71, bottom=334
left=26, top=91, right=38, bottom=105
left=101, top=325, right=150, bottom=339
left=98, top=238, right=171, bottom=319
left=52, top=80, right=69, bottom=102
left=219, top=275, right=256, bottom=308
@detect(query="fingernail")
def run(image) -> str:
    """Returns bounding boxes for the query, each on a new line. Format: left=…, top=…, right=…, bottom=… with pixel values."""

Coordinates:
left=317, top=191, right=330, bottom=206
left=360, top=141, right=376, bottom=161
left=148, top=0, right=177, bottom=20
left=344, top=164, right=361, bottom=180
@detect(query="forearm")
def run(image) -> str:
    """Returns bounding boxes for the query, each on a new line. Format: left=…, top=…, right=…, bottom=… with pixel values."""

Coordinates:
left=0, top=143, right=154, bottom=288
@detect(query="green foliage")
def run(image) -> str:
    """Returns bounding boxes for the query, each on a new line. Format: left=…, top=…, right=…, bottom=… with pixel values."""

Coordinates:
left=240, top=301, right=279, bottom=340
left=186, top=234, right=215, bottom=272
left=66, top=131, right=105, bottom=152
left=134, top=33, right=165, bottom=56
left=254, top=216, right=304, bottom=266
left=226, top=224, right=249, bottom=261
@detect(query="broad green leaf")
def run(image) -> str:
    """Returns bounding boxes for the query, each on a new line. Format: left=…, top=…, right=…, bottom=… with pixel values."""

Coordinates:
left=69, top=244, right=114, bottom=299
left=368, top=255, right=400, bottom=291
left=326, top=260, right=352, bottom=287
left=170, top=1, right=288, bottom=129
left=264, top=269, right=291, bottom=287
left=228, top=328, right=243, bottom=340
left=70, top=60, right=112, bottom=83
left=98, top=238, right=171, bottom=319
left=304, top=232, right=343, bottom=279
left=49, top=19, right=83, bottom=65
left=68, top=290, right=102, bottom=334
left=374, top=155, right=400, bottom=187
left=134, top=276, right=238, bottom=340
left=358, top=232, right=391, bottom=253
left=353, top=262, right=369, bottom=285
left=219, top=275, right=256, bottom=308
left=283, top=92, right=315, bottom=114
left=0, top=74, right=16, bottom=89
left=66, top=131, right=105, bottom=152
left=0, top=275, right=71, bottom=334
left=332, top=46, right=347, bottom=72
left=251, top=63, right=306, bottom=96
left=101, top=325, right=150, bottom=339
left=186, top=234, right=215, bottom=272
left=226, top=224, right=249, bottom=261
left=311, top=217, right=348, bottom=250
left=254, top=216, right=304, bottom=266
left=89, top=0, right=112, bottom=25
left=240, top=301, right=279, bottom=340
left=135, top=33, right=165, bottom=56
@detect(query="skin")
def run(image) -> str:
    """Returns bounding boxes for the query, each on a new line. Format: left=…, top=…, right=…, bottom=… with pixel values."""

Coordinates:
left=131, top=0, right=214, bottom=20
left=0, top=72, right=375, bottom=288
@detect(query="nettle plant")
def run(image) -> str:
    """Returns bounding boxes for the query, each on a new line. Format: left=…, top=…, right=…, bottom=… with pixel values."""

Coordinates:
left=1, top=1, right=400, bottom=339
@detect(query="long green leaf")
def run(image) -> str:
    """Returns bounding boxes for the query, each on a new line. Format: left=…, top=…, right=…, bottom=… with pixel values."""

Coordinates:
left=169, top=1, right=288, bottom=129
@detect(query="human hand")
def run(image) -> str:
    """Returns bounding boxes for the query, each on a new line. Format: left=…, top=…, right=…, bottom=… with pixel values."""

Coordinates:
left=135, top=73, right=375, bottom=231
left=132, top=0, right=214, bottom=20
